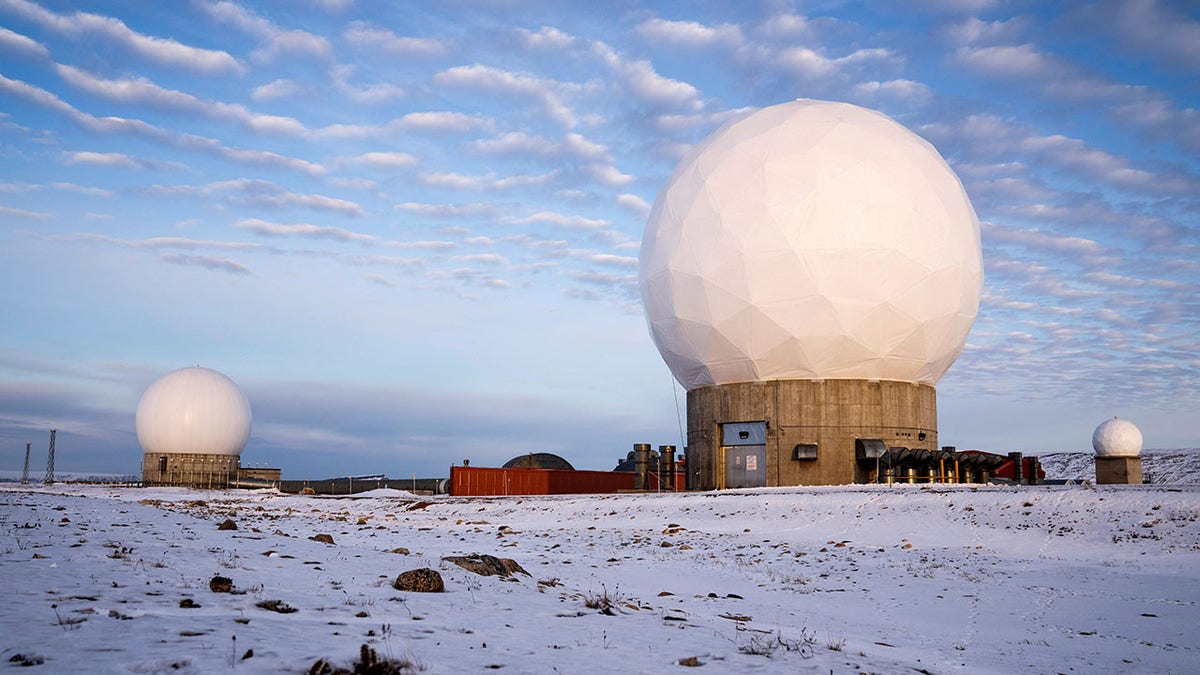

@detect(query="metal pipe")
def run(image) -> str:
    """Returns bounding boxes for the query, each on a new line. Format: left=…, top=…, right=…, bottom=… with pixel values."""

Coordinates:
left=634, top=443, right=651, bottom=491
left=660, top=445, right=676, bottom=491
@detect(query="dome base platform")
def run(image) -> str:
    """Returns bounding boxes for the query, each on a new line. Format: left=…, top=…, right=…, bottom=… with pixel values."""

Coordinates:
left=142, top=452, right=240, bottom=489
left=1096, top=455, right=1143, bottom=485
left=685, top=379, right=937, bottom=490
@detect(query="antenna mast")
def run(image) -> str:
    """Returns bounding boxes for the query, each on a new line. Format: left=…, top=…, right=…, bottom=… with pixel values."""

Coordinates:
left=21, top=442, right=30, bottom=485
left=44, top=429, right=56, bottom=484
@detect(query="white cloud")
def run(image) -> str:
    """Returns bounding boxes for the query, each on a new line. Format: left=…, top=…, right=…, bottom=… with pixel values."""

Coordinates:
left=55, top=64, right=308, bottom=135
left=418, top=171, right=555, bottom=191
left=365, top=273, right=395, bottom=287
left=592, top=43, right=703, bottom=111
left=434, top=64, right=577, bottom=127
left=469, top=131, right=609, bottom=161
left=589, top=253, right=638, bottom=269
left=779, top=47, right=900, bottom=80
left=943, top=17, right=1028, bottom=46
left=396, top=202, right=496, bottom=218
left=585, top=163, right=634, bottom=187
left=348, top=152, right=418, bottom=168
left=515, top=26, right=576, bottom=50
left=653, top=106, right=754, bottom=132
left=50, top=182, right=113, bottom=197
left=616, top=193, right=651, bottom=215
left=331, top=66, right=405, bottom=104
left=0, top=26, right=48, bottom=57
left=469, top=131, right=558, bottom=156
left=419, top=172, right=484, bottom=190
left=251, top=79, right=306, bottom=101
left=383, top=240, right=457, bottom=250
left=159, top=254, right=250, bottom=274
left=754, top=13, right=813, bottom=39
left=0, top=205, right=51, bottom=219
left=0, top=74, right=324, bottom=174
left=64, top=151, right=143, bottom=169
left=509, top=211, right=609, bottom=230
left=1, top=0, right=242, bottom=73
left=199, top=0, right=331, bottom=63
left=235, top=218, right=375, bottom=243
left=452, top=253, right=508, bottom=265
left=394, top=111, right=486, bottom=132
left=329, top=177, right=379, bottom=191
left=146, top=179, right=363, bottom=217
left=316, top=111, right=488, bottom=140
left=634, top=18, right=742, bottom=48
left=343, top=21, right=451, bottom=56
left=851, top=79, right=933, bottom=106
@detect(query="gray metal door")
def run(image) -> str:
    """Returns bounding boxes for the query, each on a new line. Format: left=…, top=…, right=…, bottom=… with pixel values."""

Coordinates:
left=721, top=421, right=767, bottom=488
left=724, top=444, right=766, bottom=488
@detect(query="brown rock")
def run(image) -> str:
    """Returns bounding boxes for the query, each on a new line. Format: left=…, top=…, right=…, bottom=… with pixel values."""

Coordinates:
left=443, top=554, right=529, bottom=578
left=217, top=519, right=237, bottom=530
left=393, top=568, right=444, bottom=593
left=310, top=534, right=335, bottom=544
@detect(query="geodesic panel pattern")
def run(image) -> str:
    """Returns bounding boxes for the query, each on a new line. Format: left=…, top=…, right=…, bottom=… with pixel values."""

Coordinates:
left=136, top=367, right=252, bottom=456
left=640, top=99, right=982, bottom=390
left=1092, top=417, right=1143, bottom=457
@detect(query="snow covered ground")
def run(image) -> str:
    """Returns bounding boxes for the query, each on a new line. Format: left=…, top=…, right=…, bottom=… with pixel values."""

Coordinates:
left=2, top=482, right=1198, bottom=674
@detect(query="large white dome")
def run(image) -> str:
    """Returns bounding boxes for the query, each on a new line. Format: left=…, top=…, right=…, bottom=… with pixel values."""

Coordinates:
left=640, top=99, right=983, bottom=390
left=1092, top=417, right=1143, bottom=458
left=136, top=367, right=252, bottom=456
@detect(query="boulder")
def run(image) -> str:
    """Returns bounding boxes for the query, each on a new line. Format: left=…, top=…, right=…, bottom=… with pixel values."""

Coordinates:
left=443, top=554, right=529, bottom=578
left=393, top=568, right=444, bottom=593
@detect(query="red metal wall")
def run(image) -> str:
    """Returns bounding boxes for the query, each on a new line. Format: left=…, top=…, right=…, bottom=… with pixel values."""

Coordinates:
left=450, top=466, right=686, bottom=496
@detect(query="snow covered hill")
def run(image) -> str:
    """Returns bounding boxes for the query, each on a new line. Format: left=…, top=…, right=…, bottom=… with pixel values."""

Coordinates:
left=1037, top=449, right=1200, bottom=484
left=2, top=482, right=1198, bottom=673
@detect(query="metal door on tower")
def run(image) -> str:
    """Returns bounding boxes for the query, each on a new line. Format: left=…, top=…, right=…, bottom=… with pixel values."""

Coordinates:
left=721, top=421, right=767, bottom=488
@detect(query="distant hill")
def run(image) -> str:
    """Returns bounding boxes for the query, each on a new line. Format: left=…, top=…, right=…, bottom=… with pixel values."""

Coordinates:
left=1038, top=449, right=1200, bottom=484
left=0, top=470, right=136, bottom=484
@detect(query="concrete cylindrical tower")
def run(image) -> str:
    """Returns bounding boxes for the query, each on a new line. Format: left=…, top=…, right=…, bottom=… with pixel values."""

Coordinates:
left=1092, top=417, right=1144, bottom=485
left=136, top=366, right=252, bottom=488
left=640, top=99, right=982, bottom=488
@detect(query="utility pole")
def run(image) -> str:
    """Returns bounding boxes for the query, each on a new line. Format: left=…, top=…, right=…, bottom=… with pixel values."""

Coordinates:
left=21, top=443, right=30, bottom=484
left=44, top=429, right=56, bottom=484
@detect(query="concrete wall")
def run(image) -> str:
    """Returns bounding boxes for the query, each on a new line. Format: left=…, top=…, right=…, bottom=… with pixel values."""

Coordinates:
left=686, top=379, right=937, bottom=489
left=1096, top=456, right=1143, bottom=485
left=142, top=452, right=239, bottom=488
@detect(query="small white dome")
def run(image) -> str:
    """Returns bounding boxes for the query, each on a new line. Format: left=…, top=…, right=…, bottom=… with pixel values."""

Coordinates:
left=1092, top=417, right=1142, bottom=457
left=136, top=367, right=252, bottom=456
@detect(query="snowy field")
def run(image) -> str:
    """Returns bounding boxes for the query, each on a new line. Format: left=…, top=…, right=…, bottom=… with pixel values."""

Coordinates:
left=2, top=483, right=1198, bottom=674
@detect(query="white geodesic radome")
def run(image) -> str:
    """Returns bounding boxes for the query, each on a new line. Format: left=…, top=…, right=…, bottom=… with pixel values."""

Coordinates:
left=1092, top=417, right=1143, bottom=457
left=640, top=99, right=983, bottom=390
left=136, top=367, right=252, bottom=456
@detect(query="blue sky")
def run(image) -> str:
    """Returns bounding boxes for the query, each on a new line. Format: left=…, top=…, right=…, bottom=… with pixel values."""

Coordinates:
left=1, top=0, right=1196, bottom=479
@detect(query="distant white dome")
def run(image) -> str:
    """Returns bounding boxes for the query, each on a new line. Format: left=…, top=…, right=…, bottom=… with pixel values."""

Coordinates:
left=136, top=367, right=252, bottom=456
left=1092, top=417, right=1142, bottom=458
left=640, top=99, right=982, bottom=390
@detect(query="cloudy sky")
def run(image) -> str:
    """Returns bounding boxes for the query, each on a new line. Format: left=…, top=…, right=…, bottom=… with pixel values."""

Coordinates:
left=1, top=0, right=1196, bottom=479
